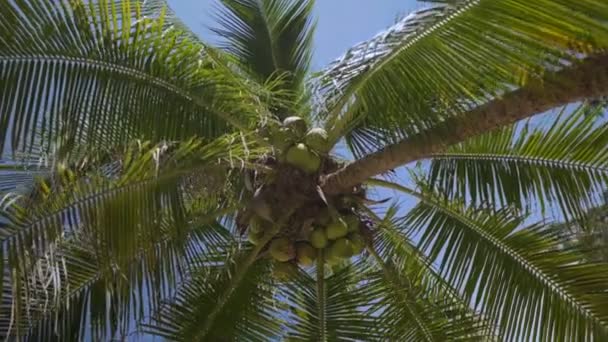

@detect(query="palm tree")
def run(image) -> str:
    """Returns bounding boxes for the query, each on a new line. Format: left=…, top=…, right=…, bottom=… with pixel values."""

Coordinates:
left=1, top=0, right=608, bottom=340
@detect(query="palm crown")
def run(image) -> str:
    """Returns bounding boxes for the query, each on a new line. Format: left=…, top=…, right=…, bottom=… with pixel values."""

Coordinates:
left=1, top=0, right=608, bottom=340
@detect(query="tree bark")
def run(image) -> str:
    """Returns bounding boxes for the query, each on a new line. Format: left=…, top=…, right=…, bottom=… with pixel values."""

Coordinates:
left=321, top=54, right=608, bottom=195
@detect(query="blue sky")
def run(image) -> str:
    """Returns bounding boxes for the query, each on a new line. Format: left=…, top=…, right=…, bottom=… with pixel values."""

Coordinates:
left=168, top=0, right=421, bottom=69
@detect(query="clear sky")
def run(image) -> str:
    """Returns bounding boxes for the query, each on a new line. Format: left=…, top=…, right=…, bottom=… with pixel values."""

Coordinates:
left=168, top=0, right=421, bottom=69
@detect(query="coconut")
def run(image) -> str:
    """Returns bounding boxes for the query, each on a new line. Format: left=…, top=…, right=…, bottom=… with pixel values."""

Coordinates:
left=310, top=228, right=328, bottom=249
left=329, top=238, right=353, bottom=258
left=349, top=233, right=366, bottom=255
left=325, top=219, right=348, bottom=240
left=271, top=127, right=293, bottom=151
left=305, top=128, right=329, bottom=153
left=296, top=242, right=316, bottom=267
left=282, top=116, right=308, bottom=136
left=248, top=231, right=265, bottom=245
left=249, top=215, right=264, bottom=234
left=286, top=143, right=321, bottom=174
left=269, top=238, right=295, bottom=262
left=344, top=214, right=360, bottom=233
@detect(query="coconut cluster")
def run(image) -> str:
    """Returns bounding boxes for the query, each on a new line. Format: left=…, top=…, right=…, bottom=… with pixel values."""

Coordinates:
left=248, top=208, right=368, bottom=272
left=244, top=115, right=370, bottom=280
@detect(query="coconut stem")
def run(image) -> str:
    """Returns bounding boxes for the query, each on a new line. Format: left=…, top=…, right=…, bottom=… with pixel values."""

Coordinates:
left=316, top=249, right=327, bottom=342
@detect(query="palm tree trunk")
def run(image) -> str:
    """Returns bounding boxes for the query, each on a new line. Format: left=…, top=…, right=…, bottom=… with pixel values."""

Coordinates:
left=322, top=54, right=608, bottom=194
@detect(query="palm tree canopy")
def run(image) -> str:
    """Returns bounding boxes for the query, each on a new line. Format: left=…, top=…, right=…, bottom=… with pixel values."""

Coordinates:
left=1, top=0, right=608, bottom=341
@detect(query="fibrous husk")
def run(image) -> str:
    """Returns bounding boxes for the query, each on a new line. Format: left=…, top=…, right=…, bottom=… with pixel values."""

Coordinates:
left=304, top=128, right=329, bottom=153
left=269, top=238, right=295, bottom=262
left=310, top=228, right=328, bottom=249
left=251, top=188, right=273, bottom=222
left=315, top=207, right=332, bottom=226
left=325, top=219, right=348, bottom=240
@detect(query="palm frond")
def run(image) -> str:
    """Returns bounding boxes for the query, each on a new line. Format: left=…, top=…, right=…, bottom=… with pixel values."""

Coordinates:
left=281, top=261, right=381, bottom=341
left=144, top=249, right=282, bottom=341
left=313, top=0, right=608, bottom=152
left=0, top=0, right=271, bottom=159
left=213, top=0, right=315, bottom=116
left=0, top=135, right=260, bottom=338
left=367, top=205, right=497, bottom=341
left=426, top=103, right=608, bottom=222
left=378, top=180, right=608, bottom=340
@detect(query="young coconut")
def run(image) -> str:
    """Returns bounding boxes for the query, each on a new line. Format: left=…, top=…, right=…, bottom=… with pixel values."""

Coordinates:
left=249, top=215, right=265, bottom=234
left=329, top=238, right=354, bottom=259
left=282, top=116, right=308, bottom=137
left=344, top=214, right=360, bottom=233
left=304, top=128, right=329, bottom=153
left=348, top=233, right=366, bottom=255
left=325, top=219, right=348, bottom=240
left=248, top=231, right=265, bottom=245
left=271, top=127, right=293, bottom=151
left=286, top=143, right=321, bottom=174
left=296, top=242, right=316, bottom=267
left=310, top=228, right=328, bottom=249
left=269, top=238, right=295, bottom=262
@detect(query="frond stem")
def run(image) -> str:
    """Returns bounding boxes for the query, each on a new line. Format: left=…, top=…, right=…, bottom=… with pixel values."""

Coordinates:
left=316, top=249, right=326, bottom=342
left=431, top=152, right=608, bottom=173
left=367, top=244, right=434, bottom=342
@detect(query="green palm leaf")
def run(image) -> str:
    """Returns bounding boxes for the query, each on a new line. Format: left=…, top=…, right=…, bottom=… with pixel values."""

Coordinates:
left=375, top=180, right=608, bottom=340
left=213, top=0, right=315, bottom=116
left=281, top=261, right=381, bottom=341
left=0, top=0, right=269, bottom=159
left=144, top=250, right=282, bottom=341
left=314, top=0, right=608, bottom=153
left=367, top=205, right=496, bottom=341
left=427, top=103, right=608, bottom=222
left=0, top=135, right=261, bottom=339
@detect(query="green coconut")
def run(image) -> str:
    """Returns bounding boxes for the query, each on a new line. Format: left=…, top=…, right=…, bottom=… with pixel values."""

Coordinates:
left=282, top=116, right=308, bottom=136
left=249, top=215, right=264, bottom=234
left=344, top=214, right=360, bottom=233
left=349, top=233, right=366, bottom=255
left=248, top=231, right=265, bottom=245
left=329, top=238, right=353, bottom=259
left=296, top=242, right=316, bottom=267
left=304, top=128, right=329, bottom=153
left=325, top=219, right=348, bottom=240
left=271, top=127, right=293, bottom=151
left=269, top=238, right=295, bottom=262
left=286, top=143, right=321, bottom=174
left=310, top=228, right=328, bottom=249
